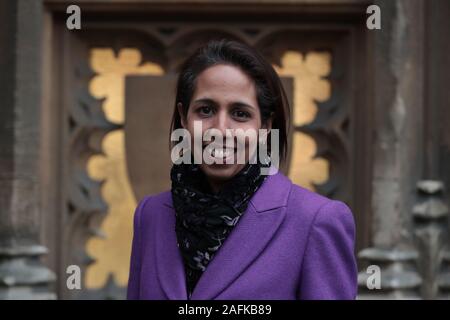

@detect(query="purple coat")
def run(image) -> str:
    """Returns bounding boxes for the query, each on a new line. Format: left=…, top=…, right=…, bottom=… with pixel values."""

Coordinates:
left=126, top=171, right=358, bottom=300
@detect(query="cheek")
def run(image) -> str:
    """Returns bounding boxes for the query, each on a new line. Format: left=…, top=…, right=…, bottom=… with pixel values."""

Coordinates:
left=232, top=121, right=262, bottom=151
left=184, top=117, right=212, bottom=149
left=185, top=111, right=200, bottom=131
left=240, top=119, right=261, bottom=131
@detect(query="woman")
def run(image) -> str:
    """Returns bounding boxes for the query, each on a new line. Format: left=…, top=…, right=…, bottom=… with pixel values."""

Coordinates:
left=127, top=39, right=357, bottom=300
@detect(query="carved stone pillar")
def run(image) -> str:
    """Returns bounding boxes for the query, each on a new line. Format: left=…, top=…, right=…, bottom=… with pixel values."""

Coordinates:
left=357, top=0, right=425, bottom=298
left=413, top=180, right=449, bottom=299
left=0, top=0, right=56, bottom=299
left=439, top=250, right=450, bottom=299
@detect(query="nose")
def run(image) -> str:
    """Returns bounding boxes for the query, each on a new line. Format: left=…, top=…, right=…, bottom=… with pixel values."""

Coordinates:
left=211, top=109, right=230, bottom=136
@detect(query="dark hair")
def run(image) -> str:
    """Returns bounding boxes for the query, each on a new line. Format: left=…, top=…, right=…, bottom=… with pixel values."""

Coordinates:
left=170, top=39, right=290, bottom=162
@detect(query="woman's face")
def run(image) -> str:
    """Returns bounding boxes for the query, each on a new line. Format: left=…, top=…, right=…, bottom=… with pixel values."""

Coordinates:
left=178, top=64, right=271, bottom=190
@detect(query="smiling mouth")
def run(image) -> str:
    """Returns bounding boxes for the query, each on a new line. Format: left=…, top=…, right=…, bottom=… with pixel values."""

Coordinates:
left=211, top=148, right=235, bottom=158
left=202, top=145, right=237, bottom=159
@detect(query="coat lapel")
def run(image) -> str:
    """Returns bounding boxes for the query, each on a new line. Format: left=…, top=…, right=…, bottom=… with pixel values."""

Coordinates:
left=155, top=171, right=291, bottom=300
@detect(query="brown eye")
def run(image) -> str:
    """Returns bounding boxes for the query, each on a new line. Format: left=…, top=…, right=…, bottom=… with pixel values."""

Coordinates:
left=232, top=110, right=251, bottom=120
left=198, top=106, right=213, bottom=117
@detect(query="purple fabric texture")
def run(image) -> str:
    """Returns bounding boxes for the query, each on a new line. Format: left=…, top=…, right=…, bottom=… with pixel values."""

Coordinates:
left=127, top=171, right=358, bottom=300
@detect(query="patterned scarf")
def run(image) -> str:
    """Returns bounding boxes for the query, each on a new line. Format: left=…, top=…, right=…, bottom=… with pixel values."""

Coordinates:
left=170, top=161, right=269, bottom=298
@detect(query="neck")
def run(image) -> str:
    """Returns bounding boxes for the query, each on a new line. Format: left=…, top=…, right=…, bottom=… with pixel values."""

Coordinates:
left=207, top=178, right=226, bottom=194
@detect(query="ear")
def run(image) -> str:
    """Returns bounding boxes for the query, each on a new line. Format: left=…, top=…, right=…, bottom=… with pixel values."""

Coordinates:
left=177, top=102, right=186, bottom=128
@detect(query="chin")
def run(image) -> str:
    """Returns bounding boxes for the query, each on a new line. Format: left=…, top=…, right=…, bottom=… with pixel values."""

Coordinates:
left=199, top=163, right=245, bottom=182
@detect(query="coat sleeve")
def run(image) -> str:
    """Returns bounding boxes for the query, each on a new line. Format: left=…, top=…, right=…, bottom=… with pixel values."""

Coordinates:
left=126, top=196, right=151, bottom=300
left=297, top=200, right=358, bottom=300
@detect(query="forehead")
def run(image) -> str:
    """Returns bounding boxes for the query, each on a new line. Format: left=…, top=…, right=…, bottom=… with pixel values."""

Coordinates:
left=192, top=64, right=257, bottom=103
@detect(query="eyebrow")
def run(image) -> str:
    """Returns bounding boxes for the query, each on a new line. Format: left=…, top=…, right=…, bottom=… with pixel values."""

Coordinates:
left=192, top=98, right=255, bottom=110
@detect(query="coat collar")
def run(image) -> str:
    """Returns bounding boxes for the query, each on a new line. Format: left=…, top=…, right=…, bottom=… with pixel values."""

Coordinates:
left=156, top=170, right=292, bottom=300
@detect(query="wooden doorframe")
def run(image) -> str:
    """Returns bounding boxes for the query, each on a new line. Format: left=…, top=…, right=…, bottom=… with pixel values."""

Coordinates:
left=41, top=0, right=373, bottom=299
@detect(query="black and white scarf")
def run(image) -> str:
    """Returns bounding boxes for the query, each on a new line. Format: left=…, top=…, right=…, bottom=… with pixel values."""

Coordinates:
left=170, top=161, right=269, bottom=298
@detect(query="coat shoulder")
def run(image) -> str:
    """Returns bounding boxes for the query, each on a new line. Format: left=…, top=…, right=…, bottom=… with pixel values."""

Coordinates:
left=288, top=183, right=331, bottom=209
left=134, top=190, right=172, bottom=229
left=286, top=180, right=354, bottom=230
